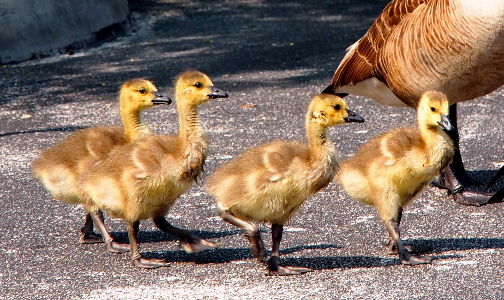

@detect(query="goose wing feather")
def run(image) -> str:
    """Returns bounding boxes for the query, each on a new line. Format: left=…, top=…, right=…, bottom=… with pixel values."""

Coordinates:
left=330, top=0, right=428, bottom=89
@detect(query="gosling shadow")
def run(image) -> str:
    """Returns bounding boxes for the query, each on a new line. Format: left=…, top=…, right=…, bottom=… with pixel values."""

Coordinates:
left=109, top=229, right=242, bottom=244
left=255, top=236, right=504, bottom=270
left=404, top=237, right=504, bottom=254
left=142, top=243, right=342, bottom=265
left=138, top=237, right=504, bottom=270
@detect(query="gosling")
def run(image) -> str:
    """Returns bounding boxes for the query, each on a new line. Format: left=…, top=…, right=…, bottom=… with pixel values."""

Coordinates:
left=205, top=93, right=364, bottom=275
left=338, top=90, right=455, bottom=265
left=32, top=79, right=170, bottom=253
left=78, top=71, right=227, bottom=268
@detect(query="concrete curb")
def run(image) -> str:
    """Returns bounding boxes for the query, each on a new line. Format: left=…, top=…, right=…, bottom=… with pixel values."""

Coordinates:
left=0, top=0, right=130, bottom=64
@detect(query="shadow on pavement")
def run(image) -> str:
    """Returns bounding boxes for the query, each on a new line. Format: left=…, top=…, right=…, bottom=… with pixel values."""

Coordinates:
left=0, top=0, right=386, bottom=110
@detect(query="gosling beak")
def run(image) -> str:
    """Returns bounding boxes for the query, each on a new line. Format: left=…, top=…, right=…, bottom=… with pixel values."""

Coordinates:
left=438, top=114, right=454, bottom=132
left=208, top=86, right=229, bottom=99
left=344, top=109, right=365, bottom=123
left=152, top=92, right=172, bottom=105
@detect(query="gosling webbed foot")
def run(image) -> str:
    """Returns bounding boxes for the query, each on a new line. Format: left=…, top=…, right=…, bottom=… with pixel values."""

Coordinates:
left=265, top=255, right=312, bottom=276
left=399, top=252, right=432, bottom=266
left=152, top=217, right=219, bottom=254
left=180, top=237, right=219, bottom=254
left=387, top=241, right=427, bottom=255
left=106, top=241, right=130, bottom=254
left=266, top=266, right=313, bottom=276
left=132, top=257, right=170, bottom=269
left=79, top=231, right=104, bottom=244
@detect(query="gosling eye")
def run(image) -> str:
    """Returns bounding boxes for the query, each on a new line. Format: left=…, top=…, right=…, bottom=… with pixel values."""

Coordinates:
left=139, top=88, right=147, bottom=95
left=333, top=104, right=341, bottom=110
left=194, top=82, right=203, bottom=88
left=430, top=106, right=436, bottom=112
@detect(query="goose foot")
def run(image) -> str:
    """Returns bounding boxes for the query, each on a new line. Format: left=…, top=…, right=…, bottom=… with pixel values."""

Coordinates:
left=132, top=257, right=170, bottom=269
left=79, top=231, right=103, bottom=244
left=434, top=166, right=494, bottom=206
left=265, top=256, right=312, bottom=276
left=450, top=189, right=494, bottom=206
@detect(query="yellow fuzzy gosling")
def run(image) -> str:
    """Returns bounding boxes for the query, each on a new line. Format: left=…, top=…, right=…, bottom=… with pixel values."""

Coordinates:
left=78, top=71, right=227, bottom=268
left=338, top=91, right=455, bottom=265
left=32, top=79, right=171, bottom=253
left=324, top=0, right=504, bottom=205
left=206, top=93, right=364, bottom=275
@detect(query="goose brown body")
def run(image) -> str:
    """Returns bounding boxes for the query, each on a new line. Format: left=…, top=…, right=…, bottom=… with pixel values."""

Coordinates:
left=206, top=93, right=364, bottom=275
left=79, top=71, right=228, bottom=268
left=325, top=0, right=504, bottom=205
left=328, top=0, right=504, bottom=107
left=32, top=79, right=170, bottom=251
left=338, top=91, right=455, bottom=265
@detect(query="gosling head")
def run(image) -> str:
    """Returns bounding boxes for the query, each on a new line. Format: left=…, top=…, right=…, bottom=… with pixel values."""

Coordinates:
left=175, top=70, right=229, bottom=106
left=308, top=93, right=365, bottom=127
left=120, top=79, right=172, bottom=111
left=417, top=90, right=454, bottom=135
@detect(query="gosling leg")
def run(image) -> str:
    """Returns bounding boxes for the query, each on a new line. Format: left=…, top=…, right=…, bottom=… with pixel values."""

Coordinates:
left=127, top=221, right=170, bottom=269
left=386, top=208, right=420, bottom=255
left=217, top=206, right=265, bottom=260
left=88, top=210, right=130, bottom=254
left=267, top=224, right=312, bottom=276
left=153, top=217, right=218, bottom=254
left=79, top=213, right=103, bottom=244
left=384, top=220, right=431, bottom=265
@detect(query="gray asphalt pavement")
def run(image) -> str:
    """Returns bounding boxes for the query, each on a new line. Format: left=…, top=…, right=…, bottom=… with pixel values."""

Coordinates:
left=2, top=1, right=504, bottom=299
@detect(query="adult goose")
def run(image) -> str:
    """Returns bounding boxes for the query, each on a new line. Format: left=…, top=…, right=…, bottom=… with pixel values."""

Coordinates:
left=324, top=0, right=504, bottom=205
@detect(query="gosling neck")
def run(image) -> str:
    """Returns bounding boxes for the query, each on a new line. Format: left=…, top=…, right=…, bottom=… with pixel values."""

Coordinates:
left=120, top=104, right=152, bottom=142
left=305, top=119, right=335, bottom=159
left=175, top=95, right=209, bottom=180
left=176, top=100, right=205, bottom=143
left=419, top=121, right=455, bottom=168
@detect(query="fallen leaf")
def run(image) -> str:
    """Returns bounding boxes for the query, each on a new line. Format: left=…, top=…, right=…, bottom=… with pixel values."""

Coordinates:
left=241, top=104, right=257, bottom=108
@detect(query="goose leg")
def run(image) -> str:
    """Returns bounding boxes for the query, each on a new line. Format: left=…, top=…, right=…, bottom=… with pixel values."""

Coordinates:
left=88, top=210, right=130, bottom=254
left=217, top=207, right=265, bottom=260
left=79, top=213, right=103, bottom=244
left=448, top=103, right=480, bottom=187
left=436, top=104, right=494, bottom=205
left=127, top=221, right=170, bottom=269
left=153, top=217, right=218, bottom=254
left=266, top=224, right=312, bottom=276
left=384, top=220, right=431, bottom=265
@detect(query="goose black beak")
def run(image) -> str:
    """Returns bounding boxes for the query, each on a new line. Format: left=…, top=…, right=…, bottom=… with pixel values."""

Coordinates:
left=151, top=92, right=172, bottom=105
left=438, top=114, right=454, bottom=132
left=208, top=86, right=229, bottom=99
left=344, top=109, right=365, bottom=123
